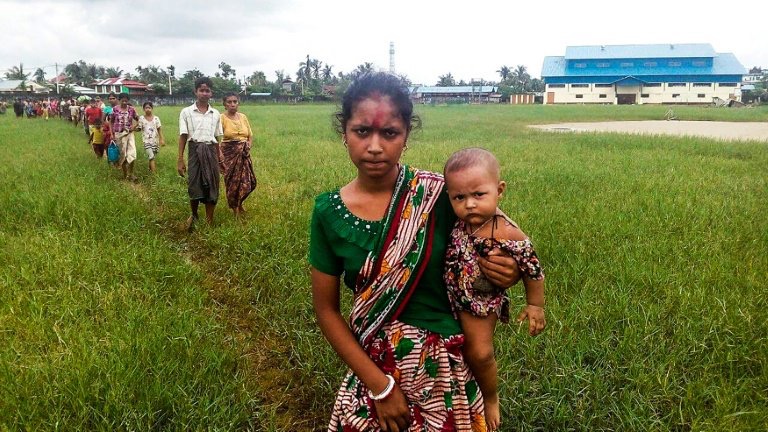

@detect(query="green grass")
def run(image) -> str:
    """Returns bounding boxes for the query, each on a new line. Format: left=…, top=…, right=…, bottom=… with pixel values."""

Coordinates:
left=0, top=103, right=766, bottom=431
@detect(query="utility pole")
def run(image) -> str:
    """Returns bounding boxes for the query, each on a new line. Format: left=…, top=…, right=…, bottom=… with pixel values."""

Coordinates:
left=55, top=62, right=59, bottom=94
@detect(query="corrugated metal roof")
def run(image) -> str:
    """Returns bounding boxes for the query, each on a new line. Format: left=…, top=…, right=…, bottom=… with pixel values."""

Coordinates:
left=565, top=43, right=716, bottom=60
left=541, top=56, right=567, bottom=77
left=410, top=86, right=497, bottom=94
left=0, top=79, right=22, bottom=90
left=541, top=53, right=745, bottom=78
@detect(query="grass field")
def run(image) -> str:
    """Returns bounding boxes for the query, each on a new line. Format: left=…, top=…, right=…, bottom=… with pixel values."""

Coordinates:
left=0, top=103, right=766, bottom=431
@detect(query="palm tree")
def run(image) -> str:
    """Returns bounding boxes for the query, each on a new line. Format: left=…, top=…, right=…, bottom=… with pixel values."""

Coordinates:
left=497, top=65, right=511, bottom=83
left=321, top=64, right=334, bottom=82
left=352, top=62, right=374, bottom=79
left=105, top=67, right=123, bottom=78
left=512, top=65, right=530, bottom=91
left=299, top=55, right=312, bottom=82
left=311, top=59, right=322, bottom=80
left=33, top=68, right=45, bottom=83
left=5, top=63, right=30, bottom=80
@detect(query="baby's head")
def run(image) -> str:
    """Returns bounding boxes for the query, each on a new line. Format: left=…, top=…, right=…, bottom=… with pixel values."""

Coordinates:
left=444, top=148, right=506, bottom=227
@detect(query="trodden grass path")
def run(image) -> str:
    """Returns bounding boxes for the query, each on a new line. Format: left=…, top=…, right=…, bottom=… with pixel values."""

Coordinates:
left=0, top=111, right=325, bottom=431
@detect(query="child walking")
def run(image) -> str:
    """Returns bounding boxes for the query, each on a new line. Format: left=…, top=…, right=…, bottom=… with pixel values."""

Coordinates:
left=443, top=147, right=546, bottom=432
left=89, top=117, right=106, bottom=158
left=137, top=102, right=164, bottom=173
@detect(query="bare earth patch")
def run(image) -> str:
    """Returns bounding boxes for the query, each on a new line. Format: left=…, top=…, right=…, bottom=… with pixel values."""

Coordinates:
left=530, top=121, right=768, bottom=142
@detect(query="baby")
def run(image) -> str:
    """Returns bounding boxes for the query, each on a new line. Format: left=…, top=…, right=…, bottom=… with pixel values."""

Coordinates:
left=443, top=147, right=546, bottom=432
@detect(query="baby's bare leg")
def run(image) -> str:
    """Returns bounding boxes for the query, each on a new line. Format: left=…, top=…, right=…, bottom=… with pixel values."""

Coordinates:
left=459, top=311, right=501, bottom=431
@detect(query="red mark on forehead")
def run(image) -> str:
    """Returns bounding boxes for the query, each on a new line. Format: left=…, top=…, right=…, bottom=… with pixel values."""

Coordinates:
left=367, top=92, right=391, bottom=129
left=372, top=110, right=386, bottom=129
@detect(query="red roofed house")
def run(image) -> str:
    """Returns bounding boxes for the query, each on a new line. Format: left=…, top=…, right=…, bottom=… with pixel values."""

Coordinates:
left=92, top=78, right=150, bottom=96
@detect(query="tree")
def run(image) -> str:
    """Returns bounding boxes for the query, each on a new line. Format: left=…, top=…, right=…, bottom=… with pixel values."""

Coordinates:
left=176, top=68, right=205, bottom=95
left=212, top=76, right=242, bottom=95
left=105, top=67, right=123, bottom=78
left=311, top=59, right=322, bottom=80
left=64, top=60, right=104, bottom=85
left=300, top=55, right=312, bottom=82
left=247, top=71, right=268, bottom=87
left=497, top=65, right=511, bottom=83
left=5, top=63, right=30, bottom=80
left=218, top=62, right=236, bottom=80
left=529, top=78, right=544, bottom=92
left=437, top=73, right=456, bottom=87
left=321, top=64, right=334, bottom=83
left=134, top=65, right=168, bottom=84
left=34, top=67, right=46, bottom=83
left=351, top=62, right=375, bottom=80
left=511, top=64, right=530, bottom=91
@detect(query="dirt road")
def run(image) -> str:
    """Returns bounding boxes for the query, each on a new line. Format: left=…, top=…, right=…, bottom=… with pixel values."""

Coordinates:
left=530, top=121, right=768, bottom=142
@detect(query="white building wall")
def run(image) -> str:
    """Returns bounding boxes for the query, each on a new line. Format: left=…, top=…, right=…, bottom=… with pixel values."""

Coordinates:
left=545, top=82, right=741, bottom=104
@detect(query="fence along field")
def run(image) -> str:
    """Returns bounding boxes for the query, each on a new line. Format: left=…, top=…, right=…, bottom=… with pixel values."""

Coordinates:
left=0, top=103, right=766, bottom=431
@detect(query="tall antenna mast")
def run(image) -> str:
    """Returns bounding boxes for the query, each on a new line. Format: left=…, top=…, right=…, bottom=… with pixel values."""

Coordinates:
left=389, top=41, right=395, bottom=73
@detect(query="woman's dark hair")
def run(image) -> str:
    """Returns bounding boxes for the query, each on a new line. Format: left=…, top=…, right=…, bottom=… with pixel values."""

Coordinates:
left=334, top=72, right=419, bottom=135
left=118, top=93, right=129, bottom=100
left=194, top=76, right=214, bottom=90
left=222, top=93, right=239, bottom=103
left=142, top=101, right=153, bottom=109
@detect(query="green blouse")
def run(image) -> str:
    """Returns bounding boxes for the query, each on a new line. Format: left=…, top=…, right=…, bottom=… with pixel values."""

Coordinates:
left=309, top=188, right=461, bottom=336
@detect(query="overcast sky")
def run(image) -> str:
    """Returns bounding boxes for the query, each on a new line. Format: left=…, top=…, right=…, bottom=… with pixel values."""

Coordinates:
left=2, top=0, right=766, bottom=86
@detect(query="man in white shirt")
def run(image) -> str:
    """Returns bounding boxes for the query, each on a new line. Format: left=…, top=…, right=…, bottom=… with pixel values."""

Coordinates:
left=178, top=76, right=224, bottom=231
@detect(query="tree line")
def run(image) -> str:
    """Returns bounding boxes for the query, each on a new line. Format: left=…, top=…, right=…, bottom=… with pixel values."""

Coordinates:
left=5, top=58, right=545, bottom=100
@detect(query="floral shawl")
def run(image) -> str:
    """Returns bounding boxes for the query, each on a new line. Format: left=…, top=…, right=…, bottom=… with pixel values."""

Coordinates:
left=350, top=165, right=445, bottom=349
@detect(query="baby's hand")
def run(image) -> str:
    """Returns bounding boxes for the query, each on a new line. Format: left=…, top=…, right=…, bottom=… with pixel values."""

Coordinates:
left=517, top=305, right=546, bottom=336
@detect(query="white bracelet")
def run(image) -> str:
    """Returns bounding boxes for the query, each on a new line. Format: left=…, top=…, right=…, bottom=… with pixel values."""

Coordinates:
left=368, top=374, right=396, bottom=401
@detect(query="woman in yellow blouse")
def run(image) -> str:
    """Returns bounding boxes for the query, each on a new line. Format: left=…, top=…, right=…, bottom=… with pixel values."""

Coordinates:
left=220, top=93, right=257, bottom=218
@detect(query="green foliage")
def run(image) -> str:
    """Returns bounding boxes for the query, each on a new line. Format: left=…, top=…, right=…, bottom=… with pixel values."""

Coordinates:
left=4, top=62, right=30, bottom=80
left=211, top=76, right=241, bottom=95
left=437, top=73, right=456, bottom=87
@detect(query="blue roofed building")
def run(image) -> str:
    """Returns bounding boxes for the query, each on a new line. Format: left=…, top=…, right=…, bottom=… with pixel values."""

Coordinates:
left=541, top=43, right=746, bottom=105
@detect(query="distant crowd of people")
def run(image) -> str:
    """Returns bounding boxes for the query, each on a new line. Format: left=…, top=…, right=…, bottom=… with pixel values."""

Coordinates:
left=6, top=80, right=258, bottom=230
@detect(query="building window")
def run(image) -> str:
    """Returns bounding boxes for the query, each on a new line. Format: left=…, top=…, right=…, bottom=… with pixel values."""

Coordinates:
left=672, top=94, right=680, bottom=98
left=571, top=84, right=589, bottom=88
left=575, top=94, right=584, bottom=99
left=718, top=83, right=737, bottom=87
left=698, top=93, right=706, bottom=98
left=548, top=84, right=565, bottom=88
left=643, top=83, right=662, bottom=87
left=644, top=61, right=658, bottom=67
left=574, top=63, right=587, bottom=68
left=641, top=94, right=649, bottom=98
left=620, top=62, right=634, bottom=67
left=594, top=83, right=612, bottom=88
left=596, top=62, right=610, bottom=68
left=693, top=83, right=711, bottom=87
left=692, top=61, right=706, bottom=67
left=668, top=83, right=686, bottom=87
left=668, top=61, right=682, bottom=67
left=599, top=94, right=607, bottom=98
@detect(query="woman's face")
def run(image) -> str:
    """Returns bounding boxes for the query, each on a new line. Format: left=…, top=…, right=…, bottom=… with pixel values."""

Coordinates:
left=224, top=97, right=239, bottom=114
left=344, top=94, right=408, bottom=181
